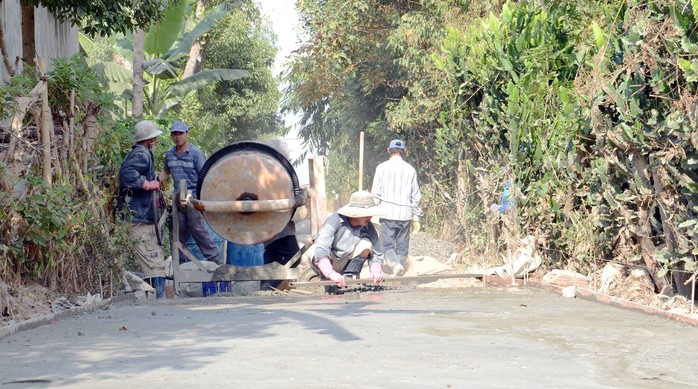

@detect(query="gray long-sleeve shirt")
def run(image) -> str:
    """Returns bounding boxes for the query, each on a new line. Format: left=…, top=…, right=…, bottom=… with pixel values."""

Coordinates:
left=314, top=213, right=384, bottom=265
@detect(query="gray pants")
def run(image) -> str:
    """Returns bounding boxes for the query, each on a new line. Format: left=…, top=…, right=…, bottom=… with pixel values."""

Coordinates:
left=179, top=206, right=219, bottom=260
left=379, top=219, right=411, bottom=257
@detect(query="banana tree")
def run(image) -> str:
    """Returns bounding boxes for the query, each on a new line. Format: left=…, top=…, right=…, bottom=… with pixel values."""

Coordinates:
left=86, top=0, right=249, bottom=117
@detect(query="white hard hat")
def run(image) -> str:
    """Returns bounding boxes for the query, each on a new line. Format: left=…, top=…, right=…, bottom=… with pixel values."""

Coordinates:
left=134, top=120, right=163, bottom=142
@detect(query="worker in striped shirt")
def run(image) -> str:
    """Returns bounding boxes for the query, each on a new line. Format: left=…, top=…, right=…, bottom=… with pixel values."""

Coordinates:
left=159, top=121, right=222, bottom=265
left=371, top=139, right=422, bottom=275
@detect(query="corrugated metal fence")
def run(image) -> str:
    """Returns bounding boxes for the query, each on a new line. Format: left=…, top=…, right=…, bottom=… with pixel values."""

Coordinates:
left=0, top=0, right=78, bottom=81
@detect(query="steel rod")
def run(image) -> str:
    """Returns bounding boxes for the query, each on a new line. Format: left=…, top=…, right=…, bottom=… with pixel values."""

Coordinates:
left=291, top=273, right=483, bottom=287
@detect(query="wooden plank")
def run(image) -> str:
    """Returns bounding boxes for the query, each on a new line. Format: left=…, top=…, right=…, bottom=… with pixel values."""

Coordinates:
left=211, top=263, right=299, bottom=281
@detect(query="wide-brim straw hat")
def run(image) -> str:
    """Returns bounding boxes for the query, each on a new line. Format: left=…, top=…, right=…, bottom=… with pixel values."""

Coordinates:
left=337, top=190, right=383, bottom=218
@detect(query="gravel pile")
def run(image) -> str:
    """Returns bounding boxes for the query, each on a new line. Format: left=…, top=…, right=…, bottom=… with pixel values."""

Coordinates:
left=408, top=231, right=456, bottom=262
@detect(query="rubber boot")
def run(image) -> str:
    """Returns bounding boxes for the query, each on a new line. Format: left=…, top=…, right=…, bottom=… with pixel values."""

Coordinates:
left=395, top=255, right=407, bottom=276
left=149, top=277, right=166, bottom=299
left=383, top=249, right=398, bottom=274
left=343, top=255, right=366, bottom=278
left=397, top=255, right=407, bottom=268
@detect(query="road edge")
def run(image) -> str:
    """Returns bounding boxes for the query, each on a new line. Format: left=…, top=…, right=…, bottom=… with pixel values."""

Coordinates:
left=0, top=293, right=135, bottom=341
left=485, top=276, right=698, bottom=327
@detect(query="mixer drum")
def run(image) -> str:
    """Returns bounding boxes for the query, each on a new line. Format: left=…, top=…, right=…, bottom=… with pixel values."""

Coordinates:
left=196, top=141, right=301, bottom=245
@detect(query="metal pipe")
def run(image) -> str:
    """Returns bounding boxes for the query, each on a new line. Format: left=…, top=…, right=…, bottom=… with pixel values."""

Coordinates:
left=189, top=190, right=308, bottom=212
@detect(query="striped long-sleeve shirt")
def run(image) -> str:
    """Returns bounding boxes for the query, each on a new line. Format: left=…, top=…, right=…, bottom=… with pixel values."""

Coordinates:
left=371, top=155, right=421, bottom=221
left=164, top=144, right=206, bottom=193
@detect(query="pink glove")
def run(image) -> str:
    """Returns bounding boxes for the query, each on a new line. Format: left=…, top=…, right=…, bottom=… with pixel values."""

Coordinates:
left=142, top=180, right=161, bottom=191
left=317, top=257, right=346, bottom=287
left=370, top=262, right=384, bottom=283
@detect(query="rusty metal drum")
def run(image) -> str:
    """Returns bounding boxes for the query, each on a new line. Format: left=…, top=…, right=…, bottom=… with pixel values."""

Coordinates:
left=195, top=141, right=303, bottom=245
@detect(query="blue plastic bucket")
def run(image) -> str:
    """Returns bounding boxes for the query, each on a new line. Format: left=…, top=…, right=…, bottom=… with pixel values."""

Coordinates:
left=202, top=282, right=216, bottom=297
left=147, top=277, right=165, bottom=299
left=202, top=281, right=231, bottom=297
left=217, top=281, right=231, bottom=293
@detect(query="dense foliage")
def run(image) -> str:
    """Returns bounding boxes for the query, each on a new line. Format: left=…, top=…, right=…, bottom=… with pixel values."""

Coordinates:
left=285, top=0, right=698, bottom=295
left=82, top=0, right=281, bottom=154
left=179, top=4, right=284, bottom=150
left=0, top=56, right=138, bottom=302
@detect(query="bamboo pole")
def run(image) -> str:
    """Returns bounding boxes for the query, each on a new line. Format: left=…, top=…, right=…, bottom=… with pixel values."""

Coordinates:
left=69, top=89, right=75, bottom=153
left=38, top=57, right=52, bottom=186
left=358, top=131, right=364, bottom=190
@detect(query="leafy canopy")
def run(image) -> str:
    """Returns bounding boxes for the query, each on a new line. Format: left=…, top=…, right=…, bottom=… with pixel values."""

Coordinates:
left=21, top=0, right=177, bottom=37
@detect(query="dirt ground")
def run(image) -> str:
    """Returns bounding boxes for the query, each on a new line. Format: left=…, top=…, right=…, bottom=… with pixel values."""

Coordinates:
left=1, top=230, right=696, bottom=328
left=3, top=286, right=698, bottom=388
left=3, top=230, right=698, bottom=388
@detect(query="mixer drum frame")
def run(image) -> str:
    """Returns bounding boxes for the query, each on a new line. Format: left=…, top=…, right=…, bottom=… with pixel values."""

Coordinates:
left=169, top=141, right=309, bottom=292
left=195, top=141, right=306, bottom=245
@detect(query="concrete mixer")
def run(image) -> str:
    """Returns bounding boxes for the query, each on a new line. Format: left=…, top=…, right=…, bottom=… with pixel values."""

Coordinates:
left=169, top=141, right=316, bottom=293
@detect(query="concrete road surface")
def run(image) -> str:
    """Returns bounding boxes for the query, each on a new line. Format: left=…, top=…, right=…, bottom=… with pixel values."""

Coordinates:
left=1, top=286, right=697, bottom=388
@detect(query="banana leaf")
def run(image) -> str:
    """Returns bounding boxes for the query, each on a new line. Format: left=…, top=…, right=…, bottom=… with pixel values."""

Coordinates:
left=145, top=0, right=190, bottom=57
left=164, top=0, right=244, bottom=62
left=167, top=68, right=250, bottom=97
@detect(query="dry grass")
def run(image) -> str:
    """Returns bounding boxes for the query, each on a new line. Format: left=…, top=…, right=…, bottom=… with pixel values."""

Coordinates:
left=0, top=280, right=60, bottom=326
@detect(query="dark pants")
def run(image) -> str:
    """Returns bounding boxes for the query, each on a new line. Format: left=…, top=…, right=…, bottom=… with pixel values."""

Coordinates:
left=261, top=235, right=300, bottom=290
left=263, top=235, right=300, bottom=266
left=379, top=219, right=412, bottom=257
left=179, top=206, right=219, bottom=260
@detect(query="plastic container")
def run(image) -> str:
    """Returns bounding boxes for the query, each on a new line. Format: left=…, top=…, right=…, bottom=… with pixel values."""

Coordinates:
left=226, top=243, right=264, bottom=266
left=148, top=277, right=165, bottom=299
left=202, top=281, right=231, bottom=297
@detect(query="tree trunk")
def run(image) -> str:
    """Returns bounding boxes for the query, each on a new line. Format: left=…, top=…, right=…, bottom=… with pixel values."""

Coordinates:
left=21, top=4, right=35, bottom=67
left=0, top=4, right=16, bottom=80
left=132, top=28, right=145, bottom=117
left=38, top=58, right=52, bottom=185
left=182, top=0, right=206, bottom=78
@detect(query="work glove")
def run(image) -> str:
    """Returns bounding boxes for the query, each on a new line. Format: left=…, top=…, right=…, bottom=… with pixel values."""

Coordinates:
left=369, top=262, right=384, bottom=283
left=412, top=216, right=421, bottom=233
left=317, top=257, right=346, bottom=287
left=142, top=180, right=161, bottom=191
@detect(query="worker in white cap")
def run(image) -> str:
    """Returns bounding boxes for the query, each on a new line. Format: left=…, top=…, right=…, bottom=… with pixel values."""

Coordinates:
left=371, top=138, right=422, bottom=276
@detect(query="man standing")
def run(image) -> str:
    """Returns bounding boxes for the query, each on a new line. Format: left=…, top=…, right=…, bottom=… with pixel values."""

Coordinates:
left=117, top=120, right=166, bottom=297
left=371, top=139, right=422, bottom=275
left=160, top=121, right=221, bottom=264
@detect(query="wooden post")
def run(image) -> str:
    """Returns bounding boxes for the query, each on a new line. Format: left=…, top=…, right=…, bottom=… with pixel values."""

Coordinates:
left=172, top=190, right=180, bottom=293
left=38, top=57, right=52, bottom=186
left=309, top=156, right=328, bottom=235
left=358, top=131, right=364, bottom=190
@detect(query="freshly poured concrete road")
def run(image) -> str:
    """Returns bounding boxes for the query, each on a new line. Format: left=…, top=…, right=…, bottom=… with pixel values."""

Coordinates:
left=1, top=287, right=697, bottom=389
